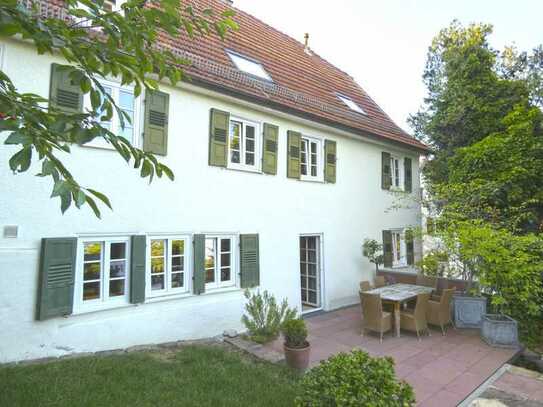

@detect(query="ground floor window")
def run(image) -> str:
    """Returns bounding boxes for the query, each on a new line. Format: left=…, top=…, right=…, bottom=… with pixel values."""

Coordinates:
left=205, top=236, right=235, bottom=289
left=148, top=236, right=189, bottom=296
left=76, top=237, right=130, bottom=310
left=300, top=235, right=321, bottom=310
left=391, top=230, right=406, bottom=267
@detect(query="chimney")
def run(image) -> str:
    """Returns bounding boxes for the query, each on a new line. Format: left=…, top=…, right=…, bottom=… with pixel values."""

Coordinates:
left=304, top=33, right=312, bottom=55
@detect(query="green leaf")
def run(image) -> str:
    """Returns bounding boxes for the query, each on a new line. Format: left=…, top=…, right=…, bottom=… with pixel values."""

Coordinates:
left=74, top=189, right=86, bottom=208
left=4, top=131, right=32, bottom=145
left=8, top=146, right=32, bottom=172
left=86, top=188, right=112, bottom=209
left=85, top=195, right=101, bottom=219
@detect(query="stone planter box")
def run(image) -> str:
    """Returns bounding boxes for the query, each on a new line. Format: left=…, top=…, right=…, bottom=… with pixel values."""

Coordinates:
left=453, top=295, right=487, bottom=328
left=481, top=314, right=518, bottom=348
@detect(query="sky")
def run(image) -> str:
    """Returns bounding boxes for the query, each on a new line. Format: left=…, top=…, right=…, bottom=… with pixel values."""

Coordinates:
left=233, top=0, right=543, bottom=133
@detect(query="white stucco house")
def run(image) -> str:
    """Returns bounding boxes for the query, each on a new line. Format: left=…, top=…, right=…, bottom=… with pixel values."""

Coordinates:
left=0, top=0, right=428, bottom=363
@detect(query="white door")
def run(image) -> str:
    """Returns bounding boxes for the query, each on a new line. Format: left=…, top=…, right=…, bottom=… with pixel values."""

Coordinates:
left=300, top=235, right=321, bottom=310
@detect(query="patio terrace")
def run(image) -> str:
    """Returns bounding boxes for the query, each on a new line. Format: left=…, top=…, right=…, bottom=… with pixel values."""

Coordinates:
left=265, top=305, right=518, bottom=407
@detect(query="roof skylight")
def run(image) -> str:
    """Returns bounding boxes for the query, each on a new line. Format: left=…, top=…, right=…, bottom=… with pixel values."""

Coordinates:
left=226, top=50, right=272, bottom=82
left=337, top=94, right=366, bottom=114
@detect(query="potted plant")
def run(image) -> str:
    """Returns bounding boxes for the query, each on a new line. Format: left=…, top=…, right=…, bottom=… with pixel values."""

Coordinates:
left=362, top=238, right=384, bottom=274
left=282, top=318, right=310, bottom=370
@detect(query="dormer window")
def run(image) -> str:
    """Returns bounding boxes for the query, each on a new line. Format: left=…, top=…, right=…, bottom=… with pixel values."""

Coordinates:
left=226, top=50, right=272, bottom=82
left=337, top=94, right=366, bottom=114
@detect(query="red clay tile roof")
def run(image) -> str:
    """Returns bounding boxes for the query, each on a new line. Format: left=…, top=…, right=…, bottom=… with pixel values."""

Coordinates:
left=35, top=0, right=428, bottom=151
left=170, top=0, right=428, bottom=152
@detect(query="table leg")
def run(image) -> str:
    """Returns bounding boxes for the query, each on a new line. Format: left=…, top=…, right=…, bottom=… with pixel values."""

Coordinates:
left=395, top=302, right=401, bottom=337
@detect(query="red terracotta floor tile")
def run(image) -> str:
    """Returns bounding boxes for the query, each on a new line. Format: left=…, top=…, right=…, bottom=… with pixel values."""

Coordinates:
left=403, top=371, right=443, bottom=404
left=419, top=357, right=466, bottom=386
left=403, top=350, right=440, bottom=369
left=418, top=390, right=465, bottom=407
left=445, top=371, right=487, bottom=396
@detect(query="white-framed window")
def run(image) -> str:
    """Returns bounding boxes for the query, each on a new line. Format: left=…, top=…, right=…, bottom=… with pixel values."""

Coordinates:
left=228, top=117, right=261, bottom=172
left=205, top=236, right=236, bottom=290
left=391, top=230, right=407, bottom=267
left=300, top=135, right=323, bottom=182
left=74, top=236, right=130, bottom=312
left=148, top=236, right=190, bottom=297
left=390, top=155, right=403, bottom=190
left=336, top=93, right=366, bottom=114
left=83, top=78, right=141, bottom=149
left=226, top=50, right=272, bottom=82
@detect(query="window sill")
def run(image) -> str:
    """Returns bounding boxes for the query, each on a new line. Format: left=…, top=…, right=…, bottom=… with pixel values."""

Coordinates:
left=72, top=299, right=133, bottom=315
left=224, top=165, right=262, bottom=175
left=381, top=266, right=417, bottom=274
left=299, top=176, right=324, bottom=183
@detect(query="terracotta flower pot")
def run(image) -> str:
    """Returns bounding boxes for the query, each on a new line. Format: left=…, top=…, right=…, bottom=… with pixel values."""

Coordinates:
left=284, top=342, right=311, bottom=370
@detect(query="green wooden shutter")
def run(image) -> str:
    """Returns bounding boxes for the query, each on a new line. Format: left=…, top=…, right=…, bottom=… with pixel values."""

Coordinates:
left=37, top=237, right=77, bottom=320
left=287, top=130, right=301, bottom=179
left=381, top=152, right=391, bottom=190
left=240, top=234, right=260, bottom=288
left=404, top=157, right=413, bottom=193
left=49, top=63, right=83, bottom=113
left=324, top=139, right=337, bottom=183
left=262, top=123, right=278, bottom=175
left=193, top=234, right=205, bottom=294
left=209, top=109, right=229, bottom=167
left=382, top=230, right=393, bottom=268
left=406, top=229, right=415, bottom=266
left=130, top=235, right=146, bottom=304
left=143, top=90, right=169, bottom=156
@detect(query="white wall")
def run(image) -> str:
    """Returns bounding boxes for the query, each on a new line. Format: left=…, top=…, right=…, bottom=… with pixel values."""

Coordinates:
left=0, top=39, right=422, bottom=363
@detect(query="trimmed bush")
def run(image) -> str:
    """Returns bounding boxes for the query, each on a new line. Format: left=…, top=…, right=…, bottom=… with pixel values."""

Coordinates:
left=241, top=289, right=297, bottom=344
left=282, top=318, right=308, bottom=349
left=295, top=350, right=415, bottom=406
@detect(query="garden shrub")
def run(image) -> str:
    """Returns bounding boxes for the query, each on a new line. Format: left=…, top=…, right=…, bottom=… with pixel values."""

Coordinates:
left=295, top=349, right=415, bottom=406
left=241, top=289, right=297, bottom=344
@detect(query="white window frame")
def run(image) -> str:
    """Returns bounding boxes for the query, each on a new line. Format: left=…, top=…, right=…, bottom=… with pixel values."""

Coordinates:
left=336, top=93, right=366, bottom=114
left=227, top=116, right=262, bottom=173
left=391, top=229, right=407, bottom=268
left=226, top=50, right=273, bottom=82
left=204, top=235, right=236, bottom=291
left=300, top=135, right=324, bottom=182
left=390, top=155, right=404, bottom=190
left=83, top=78, right=142, bottom=150
left=146, top=235, right=191, bottom=298
left=74, top=236, right=131, bottom=313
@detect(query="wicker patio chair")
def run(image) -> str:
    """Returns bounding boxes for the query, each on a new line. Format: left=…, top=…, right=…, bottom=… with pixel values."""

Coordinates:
left=359, top=280, right=372, bottom=292
left=400, top=292, right=431, bottom=340
left=426, top=288, right=455, bottom=335
left=360, top=292, right=392, bottom=343
left=416, top=274, right=438, bottom=290
left=374, top=275, right=386, bottom=288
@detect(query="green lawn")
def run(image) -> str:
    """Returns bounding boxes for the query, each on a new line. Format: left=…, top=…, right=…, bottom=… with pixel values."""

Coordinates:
left=0, top=344, right=299, bottom=407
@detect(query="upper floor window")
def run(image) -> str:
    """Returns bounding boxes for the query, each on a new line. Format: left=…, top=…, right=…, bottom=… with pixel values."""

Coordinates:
left=337, top=94, right=366, bottom=114
left=205, top=236, right=235, bottom=290
left=228, top=117, right=261, bottom=172
left=84, top=79, right=141, bottom=149
left=226, top=50, right=273, bottom=82
left=390, top=155, right=403, bottom=189
left=300, top=135, right=323, bottom=182
left=148, top=236, right=190, bottom=296
left=75, top=236, right=130, bottom=312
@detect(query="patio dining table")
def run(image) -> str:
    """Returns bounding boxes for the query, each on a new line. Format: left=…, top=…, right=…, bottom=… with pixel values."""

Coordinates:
left=367, top=283, right=434, bottom=338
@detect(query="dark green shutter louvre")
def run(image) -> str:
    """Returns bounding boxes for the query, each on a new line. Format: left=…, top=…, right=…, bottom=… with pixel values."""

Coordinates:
left=324, top=139, right=337, bottom=183
left=287, top=131, right=301, bottom=179
left=406, top=229, right=415, bottom=266
left=130, top=235, right=146, bottom=304
left=193, top=234, right=205, bottom=294
left=37, top=237, right=77, bottom=320
left=404, top=157, right=413, bottom=193
left=143, top=90, right=169, bottom=156
left=262, top=123, right=278, bottom=175
left=240, top=234, right=260, bottom=288
left=49, top=63, right=83, bottom=113
left=209, top=109, right=229, bottom=167
left=381, top=152, right=392, bottom=190
left=382, top=230, right=393, bottom=268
